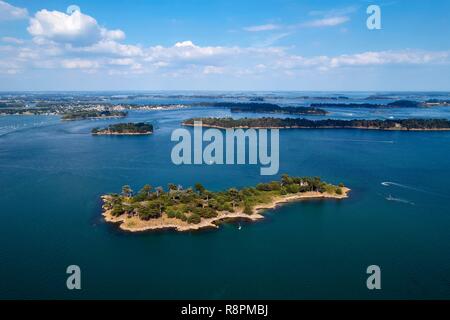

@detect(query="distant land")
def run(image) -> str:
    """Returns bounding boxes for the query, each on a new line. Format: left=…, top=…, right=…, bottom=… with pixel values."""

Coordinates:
left=92, top=122, right=153, bottom=135
left=196, top=102, right=328, bottom=115
left=1, top=96, right=450, bottom=118
left=101, top=175, right=349, bottom=232
left=311, top=99, right=450, bottom=108
left=183, top=117, right=450, bottom=131
left=61, top=110, right=127, bottom=121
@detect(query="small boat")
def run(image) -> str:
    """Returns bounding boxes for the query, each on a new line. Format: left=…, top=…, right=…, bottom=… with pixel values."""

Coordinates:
left=238, top=224, right=242, bottom=230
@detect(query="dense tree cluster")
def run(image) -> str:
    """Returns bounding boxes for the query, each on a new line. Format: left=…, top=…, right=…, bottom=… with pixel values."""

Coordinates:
left=183, top=117, right=450, bottom=130
left=92, top=122, right=153, bottom=134
left=103, top=174, right=344, bottom=224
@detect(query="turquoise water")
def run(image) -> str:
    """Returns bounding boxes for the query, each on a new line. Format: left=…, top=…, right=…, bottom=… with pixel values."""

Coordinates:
left=0, top=107, right=450, bottom=299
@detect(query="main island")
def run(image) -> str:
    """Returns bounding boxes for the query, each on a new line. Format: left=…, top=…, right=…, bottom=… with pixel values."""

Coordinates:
left=101, top=174, right=350, bottom=232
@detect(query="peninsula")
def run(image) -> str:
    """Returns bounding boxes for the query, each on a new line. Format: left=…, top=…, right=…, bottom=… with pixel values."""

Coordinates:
left=92, top=122, right=153, bottom=135
left=182, top=117, right=450, bottom=131
left=61, top=110, right=127, bottom=121
left=101, top=175, right=349, bottom=232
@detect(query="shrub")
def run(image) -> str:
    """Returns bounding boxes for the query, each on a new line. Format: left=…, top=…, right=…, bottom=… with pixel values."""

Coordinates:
left=111, top=205, right=123, bottom=216
left=187, top=213, right=201, bottom=224
left=286, top=184, right=300, bottom=194
left=167, top=209, right=177, bottom=218
left=243, top=203, right=253, bottom=215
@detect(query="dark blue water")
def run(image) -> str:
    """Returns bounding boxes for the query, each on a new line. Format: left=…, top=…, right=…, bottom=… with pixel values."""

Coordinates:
left=0, top=105, right=450, bottom=299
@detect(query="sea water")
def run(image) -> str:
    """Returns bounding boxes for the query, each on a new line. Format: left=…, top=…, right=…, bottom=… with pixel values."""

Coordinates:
left=0, top=99, right=449, bottom=299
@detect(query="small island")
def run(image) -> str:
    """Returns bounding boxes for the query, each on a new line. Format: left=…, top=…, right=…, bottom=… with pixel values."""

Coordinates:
left=92, top=122, right=153, bottom=135
left=101, top=175, right=350, bottom=232
left=61, top=110, right=127, bottom=121
left=182, top=117, right=450, bottom=131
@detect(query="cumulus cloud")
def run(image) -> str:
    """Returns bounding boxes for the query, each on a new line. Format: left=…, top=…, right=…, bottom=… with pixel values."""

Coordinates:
left=274, top=50, right=450, bottom=71
left=3, top=31, right=449, bottom=76
left=73, top=40, right=143, bottom=57
left=328, top=51, right=450, bottom=67
left=61, top=58, right=99, bottom=69
left=27, top=8, right=125, bottom=46
left=0, top=3, right=448, bottom=79
left=0, top=1, right=28, bottom=21
left=145, top=41, right=241, bottom=65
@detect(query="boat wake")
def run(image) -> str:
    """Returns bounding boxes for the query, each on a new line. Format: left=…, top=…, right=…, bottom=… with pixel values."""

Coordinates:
left=381, top=181, right=423, bottom=190
left=385, top=194, right=415, bottom=205
left=381, top=181, right=450, bottom=199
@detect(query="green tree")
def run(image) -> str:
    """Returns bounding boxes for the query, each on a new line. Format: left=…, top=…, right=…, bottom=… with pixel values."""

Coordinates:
left=121, top=185, right=133, bottom=197
left=243, top=202, right=253, bottom=215
left=228, top=188, right=239, bottom=210
left=195, top=183, right=205, bottom=195
left=140, top=184, right=152, bottom=197
left=281, top=174, right=293, bottom=186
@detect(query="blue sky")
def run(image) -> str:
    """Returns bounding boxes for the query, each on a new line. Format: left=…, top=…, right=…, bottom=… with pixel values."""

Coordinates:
left=0, top=0, right=449, bottom=91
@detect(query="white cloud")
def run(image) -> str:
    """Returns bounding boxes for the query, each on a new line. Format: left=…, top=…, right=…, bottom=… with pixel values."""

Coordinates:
left=273, top=50, right=450, bottom=71
left=101, top=29, right=126, bottom=41
left=328, top=51, right=450, bottom=68
left=301, top=16, right=349, bottom=28
left=0, top=3, right=448, bottom=80
left=257, top=32, right=291, bottom=47
left=73, top=40, right=143, bottom=57
left=61, top=58, right=99, bottom=69
left=203, top=65, right=225, bottom=74
left=174, top=40, right=195, bottom=48
left=146, top=41, right=241, bottom=64
left=27, top=9, right=125, bottom=46
left=1, top=36, right=24, bottom=44
left=243, top=24, right=280, bottom=32
left=0, top=1, right=28, bottom=21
